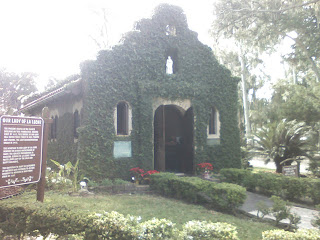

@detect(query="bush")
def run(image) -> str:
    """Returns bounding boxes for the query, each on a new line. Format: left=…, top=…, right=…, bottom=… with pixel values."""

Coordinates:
left=219, top=168, right=249, bottom=185
left=312, top=204, right=320, bottom=229
left=138, top=218, right=177, bottom=239
left=150, top=173, right=246, bottom=212
left=255, top=173, right=283, bottom=196
left=180, top=221, right=239, bottom=240
left=282, top=177, right=307, bottom=200
left=269, top=196, right=291, bottom=226
left=0, top=201, right=240, bottom=240
left=85, top=211, right=140, bottom=239
left=262, top=229, right=320, bottom=240
left=220, top=168, right=320, bottom=204
left=100, top=178, right=114, bottom=186
left=0, top=203, right=86, bottom=238
left=113, top=178, right=129, bottom=185
left=257, top=196, right=301, bottom=229
left=149, top=172, right=177, bottom=196
left=307, top=180, right=320, bottom=204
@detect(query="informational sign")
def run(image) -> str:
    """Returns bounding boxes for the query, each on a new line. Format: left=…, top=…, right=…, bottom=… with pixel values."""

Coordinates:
left=0, top=116, right=44, bottom=188
left=113, top=141, right=132, bottom=158
left=283, top=165, right=298, bottom=177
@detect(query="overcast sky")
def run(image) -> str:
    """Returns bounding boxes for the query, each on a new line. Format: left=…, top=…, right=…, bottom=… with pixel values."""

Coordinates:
left=0, top=0, right=214, bottom=90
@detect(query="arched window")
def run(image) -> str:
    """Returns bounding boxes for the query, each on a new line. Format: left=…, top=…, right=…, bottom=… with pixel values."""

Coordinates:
left=208, top=107, right=220, bottom=138
left=117, top=102, right=129, bottom=135
left=209, top=107, right=217, bottom=134
left=51, top=115, right=58, bottom=140
left=74, top=110, right=80, bottom=139
left=50, top=116, right=55, bottom=140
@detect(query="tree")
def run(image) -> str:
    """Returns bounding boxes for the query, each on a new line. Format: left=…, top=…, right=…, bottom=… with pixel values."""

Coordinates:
left=0, top=69, right=38, bottom=115
left=253, top=119, right=313, bottom=173
left=89, top=8, right=111, bottom=50
left=211, top=40, right=269, bottom=140
left=44, top=77, right=61, bottom=91
left=269, top=80, right=320, bottom=124
left=212, top=0, right=320, bottom=82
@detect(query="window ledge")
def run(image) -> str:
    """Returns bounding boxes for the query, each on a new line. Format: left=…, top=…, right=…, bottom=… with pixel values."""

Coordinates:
left=116, top=134, right=130, bottom=137
left=207, top=134, right=220, bottom=139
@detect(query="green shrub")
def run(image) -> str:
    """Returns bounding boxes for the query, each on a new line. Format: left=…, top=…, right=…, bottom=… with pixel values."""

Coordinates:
left=282, top=177, right=307, bottom=201
left=0, top=201, right=241, bottom=240
left=255, top=173, right=283, bottom=196
left=46, top=167, right=73, bottom=191
left=113, top=178, right=129, bottom=185
left=180, top=221, right=239, bottom=240
left=256, top=201, right=271, bottom=218
left=0, top=203, right=86, bottom=238
left=201, top=181, right=247, bottom=211
left=85, top=211, right=140, bottom=239
left=307, top=180, right=320, bottom=204
left=219, top=168, right=249, bottom=185
left=138, top=218, right=177, bottom=239
left=150, top=173, right=246, bottom=212
left=262, top=229, right=320, bottom=240
left=257, top=196, right=301, bottom=229
left=100, top=178, right=114, bottom=186
left=220, top=168, right=320, bottom=204
left=169, top=177, right=201, bottom=203
left=312, top=204, right=320, bottom=229
left=149, top=172, right=177, bottom=196
left=269, top=196, right=291, bottom=225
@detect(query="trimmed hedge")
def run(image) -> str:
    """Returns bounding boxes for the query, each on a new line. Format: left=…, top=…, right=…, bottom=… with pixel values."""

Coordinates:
left=220, top=168, right=320, bottom=204
left=150, top=173, right=246, bottom=212
left=0, top=202, right=239, bottom=239
left=262, top=229, right=320, bottom=240
left=180, top=221, right=239, bottom=240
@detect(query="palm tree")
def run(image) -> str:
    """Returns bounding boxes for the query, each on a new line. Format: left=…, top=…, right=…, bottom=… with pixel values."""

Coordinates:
left=252, top=120, right=313, bottom=173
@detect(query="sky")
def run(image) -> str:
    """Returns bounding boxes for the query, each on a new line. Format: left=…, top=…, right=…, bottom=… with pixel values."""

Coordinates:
left=0, top=0, right=215, bottom=91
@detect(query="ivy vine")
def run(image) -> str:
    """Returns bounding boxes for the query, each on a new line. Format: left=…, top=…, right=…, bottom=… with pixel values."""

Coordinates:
left=72, top=4, right=241, bottom=180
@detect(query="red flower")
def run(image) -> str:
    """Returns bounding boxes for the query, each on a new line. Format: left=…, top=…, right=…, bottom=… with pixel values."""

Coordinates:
left=197, top=163, right=213, bottom=171
left=130, top=167, right=145, bottom=174
left=142, top=170, right=160, bottom=177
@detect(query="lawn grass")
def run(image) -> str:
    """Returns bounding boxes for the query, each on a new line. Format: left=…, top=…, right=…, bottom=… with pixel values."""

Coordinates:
left=4, top=190, right=277, bottom=240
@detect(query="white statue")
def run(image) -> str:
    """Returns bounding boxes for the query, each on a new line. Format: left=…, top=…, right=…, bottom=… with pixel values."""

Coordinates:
left=166, top=56, right=173, bottom=74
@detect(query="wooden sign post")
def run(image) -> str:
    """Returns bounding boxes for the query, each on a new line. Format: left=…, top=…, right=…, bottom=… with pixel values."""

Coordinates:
left=37, top=107, right=52, bottom=202
left=0, top=116, right=44, bottom=188
left=282, top=165, right=298, bottom=177
left=0, top=107, right=51, bottom=202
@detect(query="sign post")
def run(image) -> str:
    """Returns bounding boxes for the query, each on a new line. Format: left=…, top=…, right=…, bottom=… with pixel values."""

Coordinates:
left=37, top=107, right=51, bottom=202
left=0, top=115, right=44, bottom=188
left=282, top=165, right=298, bottom=177
left=0, top=107, right=51, bottom=202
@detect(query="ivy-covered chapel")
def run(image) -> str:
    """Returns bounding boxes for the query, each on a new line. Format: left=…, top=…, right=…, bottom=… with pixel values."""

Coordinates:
left=21, top=4, right=241, bottom=180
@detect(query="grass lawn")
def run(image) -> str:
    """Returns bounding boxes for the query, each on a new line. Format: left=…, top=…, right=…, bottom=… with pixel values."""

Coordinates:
left=3, top=190, right=277, bottom=240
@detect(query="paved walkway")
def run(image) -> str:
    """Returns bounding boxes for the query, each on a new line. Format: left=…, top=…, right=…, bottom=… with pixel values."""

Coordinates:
left=239, top=191, right=319, bottom=229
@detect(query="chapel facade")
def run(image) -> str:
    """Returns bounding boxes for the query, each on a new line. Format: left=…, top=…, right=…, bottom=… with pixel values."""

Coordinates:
left=21, top=4, right=241, bottom=180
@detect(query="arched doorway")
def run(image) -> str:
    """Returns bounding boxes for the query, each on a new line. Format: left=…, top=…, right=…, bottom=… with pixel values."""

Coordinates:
left=154, top=105, right=194, bottom=173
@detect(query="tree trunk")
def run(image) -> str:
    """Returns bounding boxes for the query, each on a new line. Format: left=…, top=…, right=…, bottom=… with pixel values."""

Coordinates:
left=274, top=156, right=283, bottom=173
left=239, top=45, right=251, bottom=139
